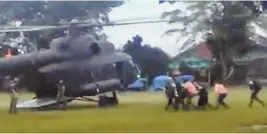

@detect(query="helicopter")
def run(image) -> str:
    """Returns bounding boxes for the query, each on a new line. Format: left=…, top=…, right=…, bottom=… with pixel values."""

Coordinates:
left=0, top=19, right=167, bottom=110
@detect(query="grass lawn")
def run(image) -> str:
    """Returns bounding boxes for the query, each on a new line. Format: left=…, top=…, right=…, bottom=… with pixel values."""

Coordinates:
left=0, top=86, right=266, bottom=132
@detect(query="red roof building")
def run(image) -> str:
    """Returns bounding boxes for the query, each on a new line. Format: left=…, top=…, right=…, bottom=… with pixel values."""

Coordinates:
left=173, top=42, right=213, bottom=61
left=193, top=43, right=213, bottom=61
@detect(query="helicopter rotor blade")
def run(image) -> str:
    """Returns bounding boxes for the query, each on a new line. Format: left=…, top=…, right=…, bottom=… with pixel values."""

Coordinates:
left=0, top=20, right=169, bottom=33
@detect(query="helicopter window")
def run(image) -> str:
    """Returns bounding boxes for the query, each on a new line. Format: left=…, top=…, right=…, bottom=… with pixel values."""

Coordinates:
left=90, top=42, right=101, bottom=54
left=58, top=42, right=68, bottom=50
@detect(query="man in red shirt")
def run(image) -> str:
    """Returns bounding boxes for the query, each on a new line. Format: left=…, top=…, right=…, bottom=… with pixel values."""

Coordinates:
left=214, top=80, right=229, bottom=109
left=183, top=79, right=199, bottom=110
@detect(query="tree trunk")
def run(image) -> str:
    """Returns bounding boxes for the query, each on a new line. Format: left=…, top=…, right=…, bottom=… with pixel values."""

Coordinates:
left=220, top=52, right=227, bottom=84
left=208, top=69, right=211, bottom=86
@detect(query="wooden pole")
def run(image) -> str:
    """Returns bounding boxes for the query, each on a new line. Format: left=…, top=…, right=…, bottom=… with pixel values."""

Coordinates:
left=208, top=69, right=211, bottom=86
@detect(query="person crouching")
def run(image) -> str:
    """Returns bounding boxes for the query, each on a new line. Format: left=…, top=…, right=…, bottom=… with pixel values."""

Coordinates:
left=183, top=79, right=199, bottom=110
left=214, top=80, right=229, bottom=109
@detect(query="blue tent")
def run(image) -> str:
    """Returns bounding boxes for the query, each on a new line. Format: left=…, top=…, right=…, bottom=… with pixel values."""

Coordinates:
left=127, top=78, right=147, bottom=91
left=151, top=75, right=172, bottom=91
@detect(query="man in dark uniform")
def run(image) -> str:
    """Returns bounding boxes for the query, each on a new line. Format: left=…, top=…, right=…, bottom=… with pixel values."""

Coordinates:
left=164, top=78, right=179, bottom=111
left=247, top=78, right=265, bottom=107
left=175, top=81, right=186, bottom=110
left=196, top=82, right=213, bottom=109
left=57, top=80, right=67, bottom=109
left=8, top=77, right=19, bottom=114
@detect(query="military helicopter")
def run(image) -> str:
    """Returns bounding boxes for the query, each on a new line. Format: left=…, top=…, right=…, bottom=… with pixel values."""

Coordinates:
left=0, top=19, right=169, bottom=110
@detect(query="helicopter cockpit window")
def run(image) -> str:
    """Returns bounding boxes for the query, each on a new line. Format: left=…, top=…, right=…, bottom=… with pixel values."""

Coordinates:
left=128, top=60, right=141, bottom=74
left=134, top=63, right=141, bottom=75
left=128, top=60, right=135, bottom=67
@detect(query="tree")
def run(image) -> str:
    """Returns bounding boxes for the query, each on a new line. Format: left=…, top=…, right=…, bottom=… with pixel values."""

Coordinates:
left=123, top=35, right=170, bottom=84
left=0, top=1, right=124, bottom=51
left=161, top=1, right=264, bottom=82
left=0, top=1, right=123, bottom=25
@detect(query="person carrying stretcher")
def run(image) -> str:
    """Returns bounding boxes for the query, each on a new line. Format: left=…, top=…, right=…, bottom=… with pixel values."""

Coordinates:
left=214, top=80, right=229, bottom=109
left=183, top=79, right=199, bottom=110
left=164, top=78, right=179, bottom=111
left=175, top=81, right=186, bottom=110
left=195, top=82, right=213, bottom=109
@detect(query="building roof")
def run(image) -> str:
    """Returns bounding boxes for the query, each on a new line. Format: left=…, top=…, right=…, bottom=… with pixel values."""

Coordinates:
left=170, top=41, right=267, bottom=68
left=193, top=43, right=213, bottom=61
left=169, top=42, right=213, bottom=69
left=172, top=42, right=213, bottom=62
left=174, top=41, right=267, bottom=62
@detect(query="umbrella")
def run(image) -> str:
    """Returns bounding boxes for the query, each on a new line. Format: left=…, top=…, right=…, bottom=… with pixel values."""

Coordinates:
left=151, top=75, right=172, bottom=91
left=175, top=74, right=194, bottom=83
left=154, top=75, right=172, bottom=81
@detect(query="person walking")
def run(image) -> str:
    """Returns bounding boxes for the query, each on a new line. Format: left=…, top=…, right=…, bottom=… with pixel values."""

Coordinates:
left=164, top=79, right=179, bottom=111
left=214, top=80, right=229, bottom=109
left=247, top=78, right=265, bottom=107
left=195, top=82, right=213, bottom=109
left=183, top=79, right=199, bottom=110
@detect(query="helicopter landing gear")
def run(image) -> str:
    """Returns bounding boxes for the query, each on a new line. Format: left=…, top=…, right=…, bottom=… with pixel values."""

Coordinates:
left=90, top=71, right=119, bottom=107
left=98, top=90, right=119, bottom=107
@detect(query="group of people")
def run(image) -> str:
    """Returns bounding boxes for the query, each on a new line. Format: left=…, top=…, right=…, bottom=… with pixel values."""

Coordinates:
left=164, top=76, right=265, bottom=111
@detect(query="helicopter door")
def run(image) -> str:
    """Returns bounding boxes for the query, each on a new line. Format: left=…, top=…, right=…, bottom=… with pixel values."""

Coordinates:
left=115, top=60, right=140, bottom=89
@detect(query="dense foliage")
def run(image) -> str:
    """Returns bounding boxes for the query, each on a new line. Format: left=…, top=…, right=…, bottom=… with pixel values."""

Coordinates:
left=0, top=1, right=124, bottom=52
left=122, top=35, right=170, bottom=84
left=161, top=1, right=267, bottom=82
left=0, top=1, right=124, bottom=25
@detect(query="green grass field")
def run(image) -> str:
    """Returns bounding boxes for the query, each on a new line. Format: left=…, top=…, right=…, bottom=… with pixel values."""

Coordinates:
left=0, top=86, right=266, bottom=133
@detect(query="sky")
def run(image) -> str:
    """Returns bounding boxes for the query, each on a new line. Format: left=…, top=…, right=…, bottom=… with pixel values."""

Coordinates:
left=104, top=0, right=187, bottom=57
left=104, top=0, right=267, bottom=57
